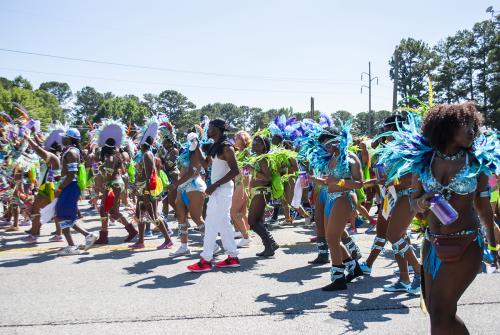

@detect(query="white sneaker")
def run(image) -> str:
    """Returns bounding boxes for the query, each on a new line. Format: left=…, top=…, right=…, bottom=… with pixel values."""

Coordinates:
left=84, top=233, right=97, bottom=251
left=57, top=246, right=81, bottom=256
left=233, top=231, right=243, bottom=239
left=108, top=220, right=117, bottom=227
left=213, top=244, right=222, bottom=255
left=170, top=245, right=191, bottom=257
left=237, top=238, right=252, bottom=248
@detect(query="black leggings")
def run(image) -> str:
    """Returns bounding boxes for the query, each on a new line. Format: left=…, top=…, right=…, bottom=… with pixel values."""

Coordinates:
left=249, top=193, right=274, bottom=245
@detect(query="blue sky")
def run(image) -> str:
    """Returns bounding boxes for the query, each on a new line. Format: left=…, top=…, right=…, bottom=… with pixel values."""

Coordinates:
left=0, top=0, right=494, bottom=114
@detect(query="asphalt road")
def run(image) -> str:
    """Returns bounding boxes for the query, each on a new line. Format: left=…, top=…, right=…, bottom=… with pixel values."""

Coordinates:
left=0, top=203, right=498, bottom=334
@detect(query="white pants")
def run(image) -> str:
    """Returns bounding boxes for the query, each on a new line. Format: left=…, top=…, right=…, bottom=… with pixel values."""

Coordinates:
left=200, top=185, right=239, bottom=261
left=291, top=178, right=303, bottom=208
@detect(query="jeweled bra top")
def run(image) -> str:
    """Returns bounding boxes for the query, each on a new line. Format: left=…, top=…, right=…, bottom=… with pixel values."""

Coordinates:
left=420, top=152, right=477, bottom=200
left=331, top=155, right=353, bottom=179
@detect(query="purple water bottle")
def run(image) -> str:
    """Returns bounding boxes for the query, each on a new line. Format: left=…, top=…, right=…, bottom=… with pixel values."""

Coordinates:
left=299, top=171, right=308, bottom=188
left=374, top=163, right=387, bottom=182
left=92, top=162, right=99, bottom=175
left=429, top=194, right=459, bottom=225
left=18, top=126, right=25, bottom=138
left=46, top=169, right=55, bottom=182
left=27, top=119, right=36, bottom=129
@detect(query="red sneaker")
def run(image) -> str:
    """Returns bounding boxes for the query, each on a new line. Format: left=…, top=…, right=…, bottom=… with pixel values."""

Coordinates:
left=187, top=258, right=213, bottom=272
left=215, top=256, right=240, bottom=268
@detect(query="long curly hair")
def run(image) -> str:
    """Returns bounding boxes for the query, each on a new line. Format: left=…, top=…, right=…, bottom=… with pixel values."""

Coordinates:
left=234, top=130, right=252, bottom=149
left=422, top=102, right=483, bottom=152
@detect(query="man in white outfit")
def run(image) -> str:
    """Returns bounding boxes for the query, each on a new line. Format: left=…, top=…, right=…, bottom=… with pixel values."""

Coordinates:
left=187, top=119, right=241, bottom=272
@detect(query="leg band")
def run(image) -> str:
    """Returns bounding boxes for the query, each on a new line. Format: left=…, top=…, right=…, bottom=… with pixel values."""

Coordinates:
left=330, top=266, right=345, bottom=281
left=392, top=237, right=411, bottom=257
left=178, top=222, right=189, bottom=236
left=371, top=237, right=387, bottom=251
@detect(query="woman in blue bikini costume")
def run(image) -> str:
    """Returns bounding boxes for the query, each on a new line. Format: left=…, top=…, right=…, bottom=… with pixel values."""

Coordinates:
left=410, top=102, right=499, bottom=335
left=310, top=122, right=365, bottom=291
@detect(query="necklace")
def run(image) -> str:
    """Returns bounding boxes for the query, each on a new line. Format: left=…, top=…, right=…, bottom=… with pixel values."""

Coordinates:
left=436, top=150, right=465, bottom=161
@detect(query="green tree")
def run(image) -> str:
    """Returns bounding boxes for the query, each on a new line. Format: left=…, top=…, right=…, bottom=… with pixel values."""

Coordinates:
left=453, top=29, right=477, bottom=101
left=156, top=90, right=196, bottom=131
left=12, top=76, right=33, bottom=90
left=39, top=81, right=72, bottom=105
left=332, top=110, right=353, bottom=123
left=485, top=13, right=500, bottom=129
left=433, top=36, right=461, bottom=104
left=472, top=19, right=497, bottom=111
left=74, top=86, right=104, bottom=124
left=0, top=85, right=64, bottom=129
left=390, top=38, right=439, bottom=104
left=353, top=110, right=392, bottom=136
left=0, top=77, right=13, bottom=90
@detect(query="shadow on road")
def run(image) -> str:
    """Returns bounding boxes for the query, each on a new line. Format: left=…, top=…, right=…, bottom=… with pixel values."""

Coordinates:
left=0, top=252, right=57, bottom=267
left=123, top=256, right=263, bottom=289
left=261, top=263, right=327, bottom=285
left=256, top=273, right=416, bottom=333
left=328, top=290, right=415, bottom=334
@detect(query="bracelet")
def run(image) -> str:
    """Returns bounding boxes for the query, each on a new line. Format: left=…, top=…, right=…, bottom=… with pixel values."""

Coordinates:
left=337, top=179, right=345, bottom=187
left=487, top=244, right=499, bottom=252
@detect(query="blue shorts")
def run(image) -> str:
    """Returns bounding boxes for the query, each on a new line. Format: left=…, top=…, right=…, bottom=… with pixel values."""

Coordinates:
left=56, top=181, right=80, bottom=222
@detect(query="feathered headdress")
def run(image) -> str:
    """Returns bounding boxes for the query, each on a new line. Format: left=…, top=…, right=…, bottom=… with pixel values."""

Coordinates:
left=374, top=113, right=432, bottom=184
left=97, top=119, right=126, bottom=148
left=331, top=119, right=353, bottom=172
left=44, top=121, right=67, bottom=151
left=157, top=114, right=177, bottom=142
left=138, top=116, right=159, bottom=146
left=297, top=120, right=333, bottom=175
left=472, top=128, right=500, bottom=176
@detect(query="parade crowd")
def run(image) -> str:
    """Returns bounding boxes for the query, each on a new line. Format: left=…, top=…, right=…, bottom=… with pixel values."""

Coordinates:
left=1, top=100, right=499, bottom=335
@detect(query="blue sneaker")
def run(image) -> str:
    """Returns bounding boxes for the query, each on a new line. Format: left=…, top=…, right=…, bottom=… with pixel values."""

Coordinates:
left=393, top=265, right=415, bottom=275
left=359, top=261, right=372, bottom=275
left=406, top=274, right=421, bottom=296
left=144, top=230, right=153, bottom=238
left=384, top=280, right=410, bottom=292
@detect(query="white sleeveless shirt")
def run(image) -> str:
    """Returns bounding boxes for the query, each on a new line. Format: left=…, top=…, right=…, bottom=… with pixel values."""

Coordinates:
left=211, top=156, right=233, bottom=189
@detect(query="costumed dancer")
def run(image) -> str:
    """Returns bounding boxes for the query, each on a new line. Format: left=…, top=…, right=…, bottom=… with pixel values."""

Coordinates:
left=312, top=122, right=365, bottom=291
left=244, top=132, right=280, bottom=257
left=169, top=126, right=207, bottom=256
left=409, top=102, right=499, bottom=334
left=129, top=118, right=173, bottom=250
left=56, top=128, right=97, bottom=256
left=299, top=120, right=362, bottom=266
left=21, top=124, right=64, bottom=243
left=361, top=113, right=423, bottom=294
left=232, top=130, right=252, bottom=247
left=187, top=119, right=241, bottom=271
left=157, top=120, right=180, bottom=228
left=94, top=119, right=138, bottom=245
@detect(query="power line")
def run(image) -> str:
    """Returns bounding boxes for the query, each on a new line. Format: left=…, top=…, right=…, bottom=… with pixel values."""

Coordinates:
left=0, top=66, right=379, bottom=96
left=0, top=47, right=363, bottom=85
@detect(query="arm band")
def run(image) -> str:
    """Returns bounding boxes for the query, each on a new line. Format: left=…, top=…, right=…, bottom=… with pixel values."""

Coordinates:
left=67, top=163, right=78, bottom=172
left=479, top=187, right=491, bottom=198
left=487, top=244, right=499, bottom=251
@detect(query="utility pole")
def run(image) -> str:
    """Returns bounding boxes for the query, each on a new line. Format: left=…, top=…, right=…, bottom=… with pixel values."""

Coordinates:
left=310, top=97, right=315, bottom=120
left=361, top=62, right=378, bottom=135
left=392, top=51, right=399, bottom=111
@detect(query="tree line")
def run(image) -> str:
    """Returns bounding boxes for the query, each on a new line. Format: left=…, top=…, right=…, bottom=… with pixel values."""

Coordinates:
left=0, top=76, right=393, bottom=138
left=390, top=9, right=499, bottom=128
